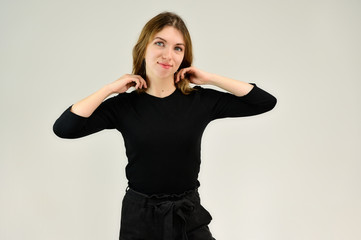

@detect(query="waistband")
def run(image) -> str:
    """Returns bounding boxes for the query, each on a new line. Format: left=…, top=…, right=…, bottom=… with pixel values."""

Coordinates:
left=123, top=187, right=200, bottom=240
left=125, top=186, right=199, bottom=205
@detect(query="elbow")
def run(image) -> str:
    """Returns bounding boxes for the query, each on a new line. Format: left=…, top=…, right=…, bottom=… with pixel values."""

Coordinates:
left=53, top=122, right=68, bottom=139
left=259, top=95, right=277, bottom=114
left=52, top=107, right=86, bottom=139
left=268, top=95, right=277, bottom=111
left=53, top=121, right=76, bottom=139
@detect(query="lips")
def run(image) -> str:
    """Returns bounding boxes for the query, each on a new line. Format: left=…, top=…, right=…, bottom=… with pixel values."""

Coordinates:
left=158, top=62, right=173, bottom=69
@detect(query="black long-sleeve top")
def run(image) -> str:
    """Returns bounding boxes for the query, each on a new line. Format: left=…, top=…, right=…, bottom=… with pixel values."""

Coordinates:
left=53, top=84, right=276, bottom=194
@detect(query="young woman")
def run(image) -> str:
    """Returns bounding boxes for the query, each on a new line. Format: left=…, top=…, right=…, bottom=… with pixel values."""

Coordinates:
left=53, top=11, right=277, bottom=240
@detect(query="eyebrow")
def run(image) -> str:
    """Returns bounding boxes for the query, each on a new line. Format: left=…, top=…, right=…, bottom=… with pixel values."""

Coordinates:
left=154, top=37, right=185, bottom=46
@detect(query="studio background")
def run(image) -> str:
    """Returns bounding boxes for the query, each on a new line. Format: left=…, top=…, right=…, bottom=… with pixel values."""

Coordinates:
left=1, top=0, right=360, bottom=239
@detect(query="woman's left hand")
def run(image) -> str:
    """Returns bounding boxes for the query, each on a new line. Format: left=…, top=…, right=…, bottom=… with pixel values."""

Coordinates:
left=175, top=66, right=213, bottom=85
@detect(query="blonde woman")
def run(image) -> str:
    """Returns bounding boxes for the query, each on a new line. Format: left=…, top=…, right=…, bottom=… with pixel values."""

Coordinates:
left=53, top=12, right=277, bottom=240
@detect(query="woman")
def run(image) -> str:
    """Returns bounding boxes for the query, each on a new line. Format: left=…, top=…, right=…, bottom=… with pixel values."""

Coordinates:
left=53, top=11, right=276, bottom=240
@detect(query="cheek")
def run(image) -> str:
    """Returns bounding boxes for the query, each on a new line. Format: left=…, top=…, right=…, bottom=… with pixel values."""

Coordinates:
left=175, top=54, right=184, bottom=66
left=144, top=50, right=152, bottom=62
left=144, top=46, right=158, bottom=61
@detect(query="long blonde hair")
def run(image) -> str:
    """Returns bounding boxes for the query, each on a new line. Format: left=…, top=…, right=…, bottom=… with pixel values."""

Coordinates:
left=132, top=12, right=194, bottom=94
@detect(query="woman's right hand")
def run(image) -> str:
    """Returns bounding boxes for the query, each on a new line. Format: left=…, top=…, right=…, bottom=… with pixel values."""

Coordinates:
left=108, top=74, right=147, bottom=94
left=69, top=74, right=147, bottom=118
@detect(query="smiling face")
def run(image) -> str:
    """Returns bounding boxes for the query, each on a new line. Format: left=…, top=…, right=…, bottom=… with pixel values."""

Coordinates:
left=144, top=26, right=185, bottom=81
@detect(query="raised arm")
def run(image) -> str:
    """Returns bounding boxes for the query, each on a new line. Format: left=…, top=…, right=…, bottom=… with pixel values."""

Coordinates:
left=176, top=66, right=277, bottom=119
left=176, top=66, right=254, bottom=96
left=53, top=74, right=147, bottom=138
left=71, top=74, right=147, bottom=117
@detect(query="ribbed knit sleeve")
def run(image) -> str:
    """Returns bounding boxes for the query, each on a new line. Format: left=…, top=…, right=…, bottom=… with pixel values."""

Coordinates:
left=195, top=84, right=277, bottom=121
left=53, top=95, right=122, bottom=139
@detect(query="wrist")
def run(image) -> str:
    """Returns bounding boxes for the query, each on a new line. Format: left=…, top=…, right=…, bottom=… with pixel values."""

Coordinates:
left=102, top=84, right=116, bottom=96
left=207, top=73, right=222, bottom=86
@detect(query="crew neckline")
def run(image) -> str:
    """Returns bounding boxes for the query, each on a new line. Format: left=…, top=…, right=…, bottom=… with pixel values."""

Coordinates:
left=143, top=88, right=178, bottom=100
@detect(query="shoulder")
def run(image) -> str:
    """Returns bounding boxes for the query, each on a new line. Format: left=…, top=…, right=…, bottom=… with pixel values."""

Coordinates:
left=111, top=89, right=141, bottom=102
left=99, top=90, right=138, bottom=110
left=112, top=89, right=148, bottom=108
left=191, top=85, right=230, bottom=99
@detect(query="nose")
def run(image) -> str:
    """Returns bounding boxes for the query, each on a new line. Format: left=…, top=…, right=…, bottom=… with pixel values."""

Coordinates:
left=162, top=46, right=172, bottom=59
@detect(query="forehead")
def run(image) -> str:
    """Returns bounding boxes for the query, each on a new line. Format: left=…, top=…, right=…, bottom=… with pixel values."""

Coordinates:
left=152, top=26, right=185, bottom=43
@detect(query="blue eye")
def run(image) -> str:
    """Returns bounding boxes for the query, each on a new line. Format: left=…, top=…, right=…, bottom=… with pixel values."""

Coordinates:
left=175, top=47, right=183, bottom=52
left=155, top=42, right=164, bottom=47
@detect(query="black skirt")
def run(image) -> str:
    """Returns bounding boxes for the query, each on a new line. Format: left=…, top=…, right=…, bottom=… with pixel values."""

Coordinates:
left=119, top=187, right=216, bottom=240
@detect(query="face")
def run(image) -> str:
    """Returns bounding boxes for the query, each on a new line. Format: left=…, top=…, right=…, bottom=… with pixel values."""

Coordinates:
left=144, top=26, right=185, bottom=81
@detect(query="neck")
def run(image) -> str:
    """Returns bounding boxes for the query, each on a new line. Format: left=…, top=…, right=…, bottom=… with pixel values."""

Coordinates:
left=146, top=76, right=176, bottom=98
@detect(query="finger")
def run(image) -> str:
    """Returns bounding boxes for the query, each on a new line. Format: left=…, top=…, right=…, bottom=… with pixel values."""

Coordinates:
left=124, top=78, right=134, bottom=88
left=141, top=77, right=148, bottom=88
left=138, top=77, right=147, bottom=88
left=139, top=78, right=144, bottom=89
left=134, top=75, right=146, bottom=88
left=127, top=77, right=137, bottom=88
left=182, top=67, right=193, bottom=79
left=175, top=71, right=180, bottom=83
left=179, top=69, right=187, bottom=80
left=182, top=69, right=188, bottom=79
left=134, top=79, right=140, bottom=89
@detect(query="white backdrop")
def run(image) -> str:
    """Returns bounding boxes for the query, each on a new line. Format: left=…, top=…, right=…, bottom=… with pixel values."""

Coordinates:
left=1, top=0, right=360, bottom=239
